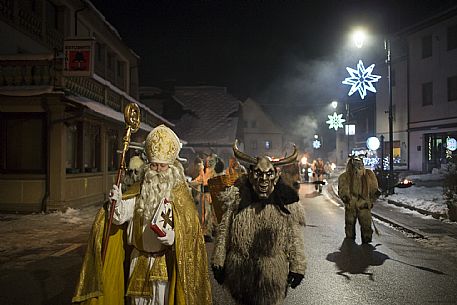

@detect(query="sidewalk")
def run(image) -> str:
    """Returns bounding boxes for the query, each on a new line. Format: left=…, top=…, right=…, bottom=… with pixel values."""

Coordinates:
left=326, top=180, right=457, bottom=241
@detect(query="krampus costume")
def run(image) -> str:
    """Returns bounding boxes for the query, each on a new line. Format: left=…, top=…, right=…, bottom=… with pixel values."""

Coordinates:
left=338, top=155, right=379, bottom=244
left=212, top=142, right=306, bottom=305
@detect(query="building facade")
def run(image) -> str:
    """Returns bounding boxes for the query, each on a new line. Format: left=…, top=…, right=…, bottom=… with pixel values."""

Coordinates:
left=241, top=98, right=287, bottom=158
left=377, top=6, right=457, bottom=173
left=0, top=0, right=171, bottom=212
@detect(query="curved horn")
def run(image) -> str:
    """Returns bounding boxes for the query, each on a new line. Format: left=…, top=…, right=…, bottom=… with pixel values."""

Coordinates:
left=232, top=139, right=257, bottom=164
left=273, top=144, right=298, bottom=166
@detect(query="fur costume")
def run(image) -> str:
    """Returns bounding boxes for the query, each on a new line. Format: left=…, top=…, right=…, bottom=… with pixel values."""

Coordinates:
left=212, top=176, right=306, bottom=305
left=338, top=157, right=379, bottom=243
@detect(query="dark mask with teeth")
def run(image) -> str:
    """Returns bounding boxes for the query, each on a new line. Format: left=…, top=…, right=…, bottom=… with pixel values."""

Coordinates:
left=232, top=140, right=298, bottom=199
left=249, top=157, right=280, bottom=199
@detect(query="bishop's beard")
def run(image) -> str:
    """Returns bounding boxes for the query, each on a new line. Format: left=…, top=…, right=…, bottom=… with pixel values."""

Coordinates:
left=135, top=164, right=181, bottom=220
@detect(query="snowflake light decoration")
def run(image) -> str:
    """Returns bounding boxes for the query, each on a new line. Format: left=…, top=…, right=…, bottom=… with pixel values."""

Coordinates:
left=326, top=112, right=346, bottom=131
left=342, top=60, right=381, bottom=99
left=312, top=139, right=321, bottom=149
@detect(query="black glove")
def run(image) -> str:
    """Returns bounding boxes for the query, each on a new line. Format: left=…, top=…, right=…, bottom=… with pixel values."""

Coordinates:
left=212, top=265, right=225, bottom=285
left=287, top=271, right=304, bottom=289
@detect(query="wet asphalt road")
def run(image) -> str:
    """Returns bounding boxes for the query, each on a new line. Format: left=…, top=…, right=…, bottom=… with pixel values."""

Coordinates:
left=285, top=183, right=457, bottom=305
left=1, top=183, right=457, bottom=305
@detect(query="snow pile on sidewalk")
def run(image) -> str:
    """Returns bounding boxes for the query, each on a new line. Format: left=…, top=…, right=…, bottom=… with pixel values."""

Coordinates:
left=388, top=185, right=447, bottom=215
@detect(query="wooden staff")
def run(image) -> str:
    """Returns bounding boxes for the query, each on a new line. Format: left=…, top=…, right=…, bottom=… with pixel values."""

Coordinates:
left=101, top=103, right=140, bottom=264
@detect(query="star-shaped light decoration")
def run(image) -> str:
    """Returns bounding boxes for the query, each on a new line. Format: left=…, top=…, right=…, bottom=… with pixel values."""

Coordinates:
left=312, top=139, right=321, bottom=149
left=326, top=112, right=346, bottom=131
left=342, top=60, right=381, bottom=99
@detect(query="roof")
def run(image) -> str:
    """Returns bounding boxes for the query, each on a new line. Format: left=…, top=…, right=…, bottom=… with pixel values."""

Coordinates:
left=92, top=74, right=174, bottom=127
left=172, top=86, right=241, bottom=145
left=66, top=94, right=154, bottom=132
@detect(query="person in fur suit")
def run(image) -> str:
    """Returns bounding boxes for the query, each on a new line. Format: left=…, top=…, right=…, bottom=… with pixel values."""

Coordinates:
left=338, top=155, right=380, bottom=244
left=212, top=142, right=306, bottom=305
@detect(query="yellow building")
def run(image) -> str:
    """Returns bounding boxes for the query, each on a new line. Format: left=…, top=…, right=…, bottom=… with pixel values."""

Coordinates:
left=0, top=0, right=172, bottom=212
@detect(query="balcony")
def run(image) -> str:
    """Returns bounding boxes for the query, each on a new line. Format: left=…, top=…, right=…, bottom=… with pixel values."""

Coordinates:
left=0, top=54, right=158, bottom=128
left=0, top=0, right=64, bottom=51
left=0, top=53, right=54, bottom=95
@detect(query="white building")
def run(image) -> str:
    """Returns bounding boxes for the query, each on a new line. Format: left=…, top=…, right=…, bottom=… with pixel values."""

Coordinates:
left=377, top=6, right=457, bottom=172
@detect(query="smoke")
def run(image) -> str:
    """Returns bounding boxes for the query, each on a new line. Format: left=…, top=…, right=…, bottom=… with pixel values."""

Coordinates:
left=286, top=114, right=318, bottom=151
left=256, top=46, right=376, bottom=155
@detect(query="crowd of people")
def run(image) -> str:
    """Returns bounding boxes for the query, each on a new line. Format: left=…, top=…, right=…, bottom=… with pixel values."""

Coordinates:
left=72, top=124, right=377, bottom=305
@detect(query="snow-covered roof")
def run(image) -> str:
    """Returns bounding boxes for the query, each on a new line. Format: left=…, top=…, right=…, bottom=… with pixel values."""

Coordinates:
left=66, top=94, right=153, bottom=132
left=172, top=86, right=241, bottom=145
left=92, top=74, right=174, bottom=127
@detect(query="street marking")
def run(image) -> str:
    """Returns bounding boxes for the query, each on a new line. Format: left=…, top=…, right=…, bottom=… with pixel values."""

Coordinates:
left=51, top=243, right=83, bottom=257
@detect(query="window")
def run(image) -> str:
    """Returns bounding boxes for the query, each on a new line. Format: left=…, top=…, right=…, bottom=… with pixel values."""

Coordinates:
left=95, top=42, right=103, bottom=62
left=448, top=75, right=457, bottom=102
left=83, top=124, right=101, bottom=172
left=107, top=130, right=119, bottom=171
left=66, top=122, right=101, bottom=173
left=107, top=53, right=113, bottom=70
left=265, top=140, right=271, bottom=150
left=117, top=60, right=124, bottom=77
left=422, top=82, right=433, bottom=106
left=447, top=24, right=457, bottom=51
left=0, top=113, right=45, bottom=173
left=251, top=140, right=257, bottom=150
left=251, top=120, right=257, bottom=128
left=66, top=123, right=80, bottom=173
left=421, top=35, right=432, bottom=58
left=45, top=0, right=59, bottom=30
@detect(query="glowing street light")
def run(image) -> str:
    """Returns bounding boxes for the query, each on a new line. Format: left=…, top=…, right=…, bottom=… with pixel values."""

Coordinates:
left=331, top=100, right=338, bottom=109
left=349, top=26, right=394, bottom=194
left=352, top=28, right=367, bottom=48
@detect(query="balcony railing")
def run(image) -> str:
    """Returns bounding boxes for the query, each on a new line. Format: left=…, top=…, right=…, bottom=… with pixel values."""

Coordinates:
left=0, top=55, right=157, bottom=127
left=0, top=1, right=63, bottom=51
left=0, top=54, right=54, bottom=88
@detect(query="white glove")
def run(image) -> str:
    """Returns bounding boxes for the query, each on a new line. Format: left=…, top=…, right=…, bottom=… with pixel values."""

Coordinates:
left=157, top=228, right=175, bottom=246
left=109, top=184, right=122, bottom=204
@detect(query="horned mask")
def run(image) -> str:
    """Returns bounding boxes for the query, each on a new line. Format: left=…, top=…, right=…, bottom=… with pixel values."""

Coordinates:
left=232, top=140, right=298, bottom=199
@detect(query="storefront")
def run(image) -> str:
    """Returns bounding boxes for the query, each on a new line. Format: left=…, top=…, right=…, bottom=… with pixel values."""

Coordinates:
left=424, top=132, right=457, bottom=172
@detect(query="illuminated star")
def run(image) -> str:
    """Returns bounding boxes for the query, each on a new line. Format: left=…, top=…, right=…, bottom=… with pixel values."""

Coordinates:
left=312, top=140, right=321, bottom=149
left=326, top=112, right=346, bottom=131
left=342, top=60, right=381, bottom=99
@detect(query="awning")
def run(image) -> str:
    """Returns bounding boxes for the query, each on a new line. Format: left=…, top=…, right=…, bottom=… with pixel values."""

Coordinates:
left=66, top=94, right=153, bottom=132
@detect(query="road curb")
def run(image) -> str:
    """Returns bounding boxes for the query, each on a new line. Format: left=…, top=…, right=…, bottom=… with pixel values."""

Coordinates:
left=385, top=199, right=447, bottom=220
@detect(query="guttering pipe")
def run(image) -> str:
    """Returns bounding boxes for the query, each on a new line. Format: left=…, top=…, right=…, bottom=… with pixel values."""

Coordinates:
left=74, top=1, right=88, bottom=36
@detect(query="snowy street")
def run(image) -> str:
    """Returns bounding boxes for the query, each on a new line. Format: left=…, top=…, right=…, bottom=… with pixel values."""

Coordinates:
left=1, top=176, right=457, bottom=304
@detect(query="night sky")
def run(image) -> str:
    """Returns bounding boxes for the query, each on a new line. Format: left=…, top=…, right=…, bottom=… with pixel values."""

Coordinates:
left=91, top=0, right=450, bottom=98
left=90, top=0, right=454, bottom=151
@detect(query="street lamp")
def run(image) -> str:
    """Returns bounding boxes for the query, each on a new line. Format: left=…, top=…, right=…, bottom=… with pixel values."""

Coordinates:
left=385, top=38, right=394, bottom=195
left=351, top=28, right=367, bottom=49
left=347, top=27, right=394, bottom=194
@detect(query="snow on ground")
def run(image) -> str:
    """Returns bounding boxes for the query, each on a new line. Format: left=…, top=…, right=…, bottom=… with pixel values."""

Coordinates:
left=388, top=185, right=447, bottom=215
left=0, top=205, right=99, bottom=266
left=405, top=173, right=445, bottom=181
